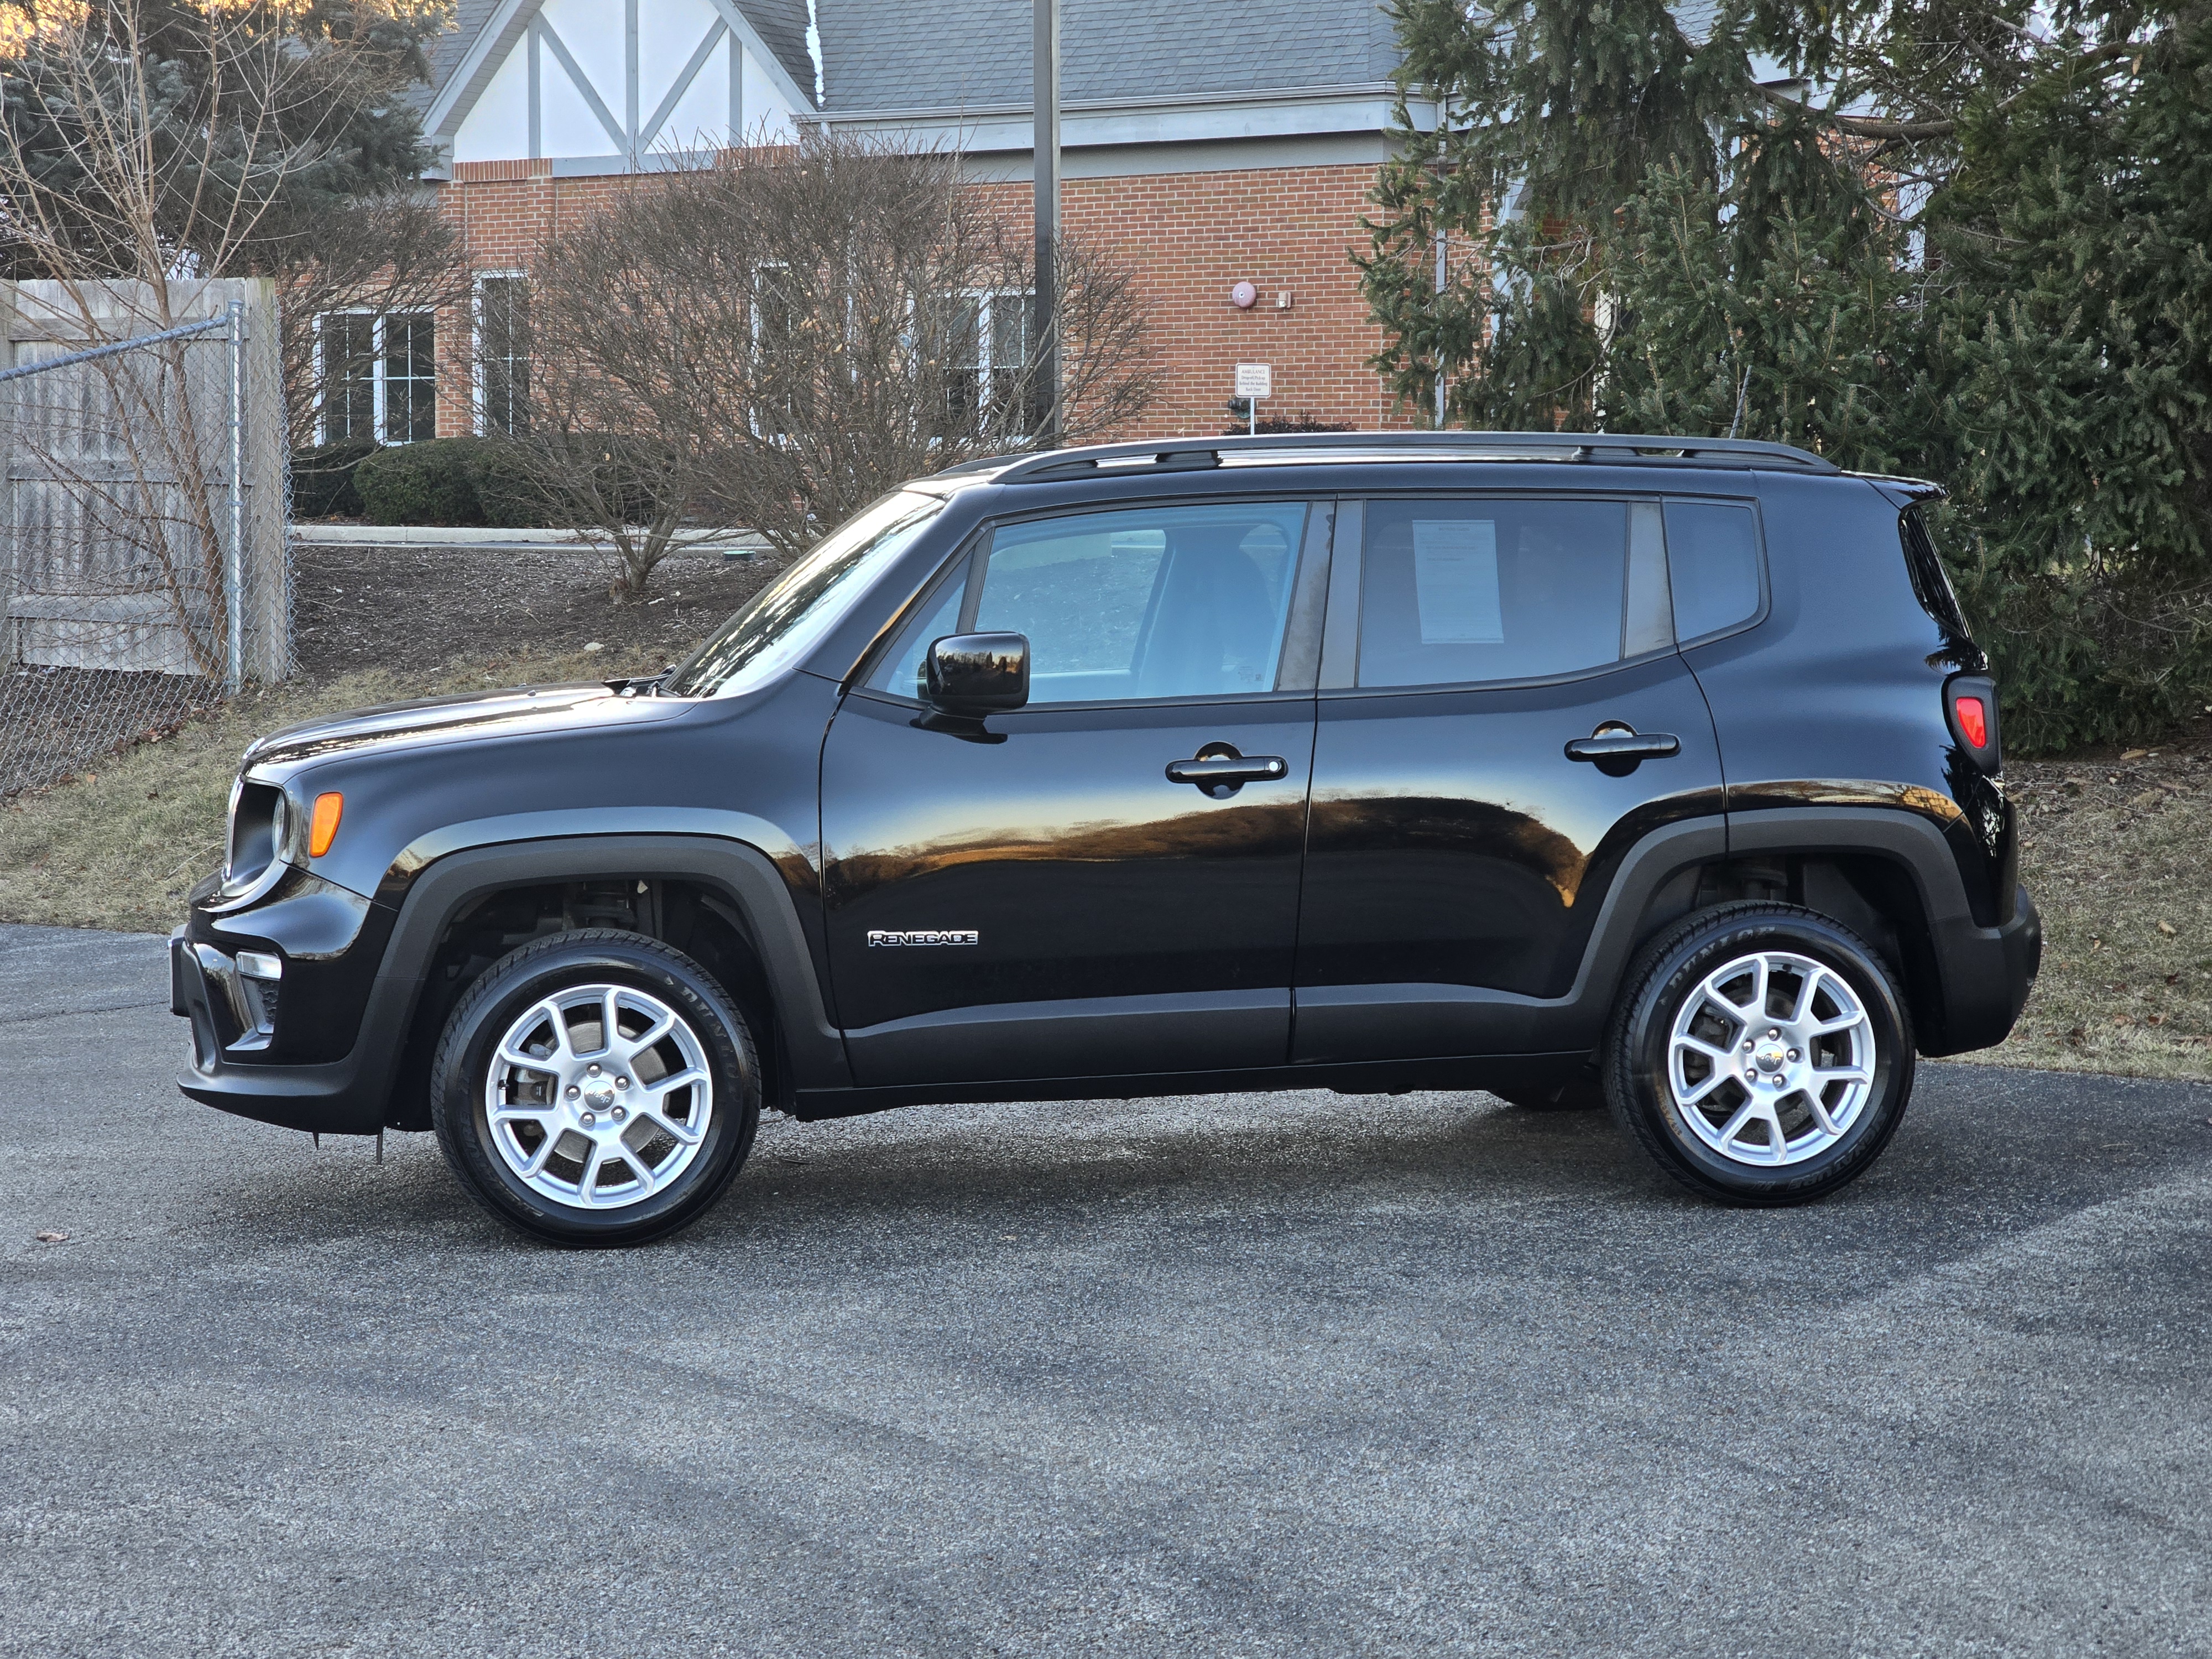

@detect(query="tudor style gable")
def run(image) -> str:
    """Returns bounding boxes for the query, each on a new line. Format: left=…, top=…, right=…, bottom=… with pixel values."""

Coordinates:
left=425, top=0, right=817, bottom=172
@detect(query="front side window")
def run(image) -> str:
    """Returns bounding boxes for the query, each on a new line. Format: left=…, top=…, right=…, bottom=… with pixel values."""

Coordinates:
left=667, top=492, right=948, bottom=698
left=1357, top=498, right=1648, bottom=688
left=476, top=275, right=529, bottom=436
left=317, top=311, right=436, bottom=445
left=872, top=501, right=1308, bottom=705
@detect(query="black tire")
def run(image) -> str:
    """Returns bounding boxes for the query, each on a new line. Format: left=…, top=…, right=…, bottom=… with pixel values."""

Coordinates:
left=1603, top=903, right=1914, bottom=1206
left=431, top=928, right=761, bottom=1246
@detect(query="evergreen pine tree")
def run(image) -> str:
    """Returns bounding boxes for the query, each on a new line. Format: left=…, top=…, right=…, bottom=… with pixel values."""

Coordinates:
left=1360, top=0, right=2212, bottom=748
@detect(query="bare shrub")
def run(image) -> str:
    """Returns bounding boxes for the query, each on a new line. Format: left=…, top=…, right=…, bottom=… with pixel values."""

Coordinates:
left=502, top=126, right=1161, bottom=598
left=0, top=0, right=465, bottom=660
left=269, top=185, right=472, bottom=455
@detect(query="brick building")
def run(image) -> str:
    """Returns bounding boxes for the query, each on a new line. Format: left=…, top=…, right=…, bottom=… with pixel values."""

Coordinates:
left=334, top=0, right=1434, bottom=447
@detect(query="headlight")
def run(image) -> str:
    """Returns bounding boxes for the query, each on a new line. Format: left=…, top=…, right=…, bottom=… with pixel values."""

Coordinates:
left=219, top=779, right=293, bottom=900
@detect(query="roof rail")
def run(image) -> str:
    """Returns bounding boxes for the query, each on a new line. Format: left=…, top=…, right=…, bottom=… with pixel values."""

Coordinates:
left=957, top=430, right=1840, bottom=484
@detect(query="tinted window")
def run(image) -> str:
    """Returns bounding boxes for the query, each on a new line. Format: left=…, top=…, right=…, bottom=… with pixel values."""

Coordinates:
left=1899, top=505, right=1971, bottom=640
left=877, top=502, right=1306, bottom=704
left=668, top=492, right=945, bottom=697
left=1665, top=500, right=1762, bottom=640
left=1358, top=499, right=1629, bottom=688
left=873, top=568, right=965, bottom=701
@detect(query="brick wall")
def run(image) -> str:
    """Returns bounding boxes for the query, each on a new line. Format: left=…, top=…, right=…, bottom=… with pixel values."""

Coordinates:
left=434, top=156, right=1414, bottom=442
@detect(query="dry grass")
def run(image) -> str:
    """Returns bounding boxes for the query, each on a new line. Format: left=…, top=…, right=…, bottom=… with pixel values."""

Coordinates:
left=5, top=658, right=2208, bottom=1083
left=0, top=644, right=666, bottom=933
left=1978, top=747, right=2212, bottom=1081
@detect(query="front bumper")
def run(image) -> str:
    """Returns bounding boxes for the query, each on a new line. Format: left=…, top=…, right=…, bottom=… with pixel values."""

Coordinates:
left=171, top=930, right=393, bottom=1136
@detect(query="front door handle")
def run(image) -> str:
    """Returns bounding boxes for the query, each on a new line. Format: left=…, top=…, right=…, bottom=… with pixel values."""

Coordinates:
left=1565, top=729, right=1680, bottom=776
left=1166, top=746, right=1289, bottom=798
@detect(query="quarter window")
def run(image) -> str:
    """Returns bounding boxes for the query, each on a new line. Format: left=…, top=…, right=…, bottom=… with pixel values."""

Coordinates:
left=1357, top=498, right=1637, bottom=688
left=1665, top=500, right=1762, bottom=641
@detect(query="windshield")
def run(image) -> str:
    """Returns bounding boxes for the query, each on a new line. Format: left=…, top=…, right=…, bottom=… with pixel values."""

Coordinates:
left=665, top=492, right=947, bottom=698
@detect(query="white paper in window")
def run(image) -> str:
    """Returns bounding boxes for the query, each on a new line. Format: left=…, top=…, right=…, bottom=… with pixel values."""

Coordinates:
left=1412, top=519, right=1503, bottom=644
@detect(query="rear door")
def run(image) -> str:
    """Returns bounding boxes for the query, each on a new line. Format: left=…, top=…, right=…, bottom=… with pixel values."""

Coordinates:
left=821, top=495, right=1331, bottom=1087
left=1293, top=492, right=1730, bottom=1062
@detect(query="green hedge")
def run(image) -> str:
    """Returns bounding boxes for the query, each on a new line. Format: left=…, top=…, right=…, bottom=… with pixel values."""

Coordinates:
left=289, top=439, right=377, bottom=519
left=353, top=437, right=489, bottom=526
left=348, top=435, right=661, bottom=528
left=471, top=441, right=551, bottom=529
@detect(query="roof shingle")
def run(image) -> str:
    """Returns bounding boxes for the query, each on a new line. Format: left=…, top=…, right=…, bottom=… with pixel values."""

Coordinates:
left=815, top=0, right=1400, bottom=113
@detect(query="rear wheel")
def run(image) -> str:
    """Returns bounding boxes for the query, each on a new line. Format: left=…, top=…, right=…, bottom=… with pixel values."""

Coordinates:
left=431, top=929, right=760, bottom=1246
left=1604, top=904, right=1913, bottom=1205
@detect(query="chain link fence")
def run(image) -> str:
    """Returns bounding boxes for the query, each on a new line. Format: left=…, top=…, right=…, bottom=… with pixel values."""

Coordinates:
left=0, top=279, right=290, bottom=799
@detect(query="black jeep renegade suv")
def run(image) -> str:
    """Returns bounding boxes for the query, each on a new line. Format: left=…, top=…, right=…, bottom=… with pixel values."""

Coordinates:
left=172, top=431, right=2041, bottom=1244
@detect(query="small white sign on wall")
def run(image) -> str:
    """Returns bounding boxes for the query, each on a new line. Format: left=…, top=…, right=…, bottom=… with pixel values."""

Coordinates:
left=1233, top=362, right=1273, bottom=401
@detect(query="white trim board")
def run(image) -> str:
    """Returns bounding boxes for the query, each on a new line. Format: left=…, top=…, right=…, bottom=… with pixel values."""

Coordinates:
left=430, top=0, right=813, bottom=166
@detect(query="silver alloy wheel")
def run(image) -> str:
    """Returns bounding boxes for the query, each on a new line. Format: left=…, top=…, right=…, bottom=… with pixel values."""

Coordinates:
left=483, top=983, right=714, bottom=1211
left=1666, top=950, right=1876, bottom=1167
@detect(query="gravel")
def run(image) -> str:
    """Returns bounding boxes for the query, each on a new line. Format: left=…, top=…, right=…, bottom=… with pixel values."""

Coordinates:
left=4, top=923, right=2210, bottom=1657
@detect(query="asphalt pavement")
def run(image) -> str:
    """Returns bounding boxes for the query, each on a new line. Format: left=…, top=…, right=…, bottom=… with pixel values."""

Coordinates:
left=2, top=921, right=2208, bottom=1657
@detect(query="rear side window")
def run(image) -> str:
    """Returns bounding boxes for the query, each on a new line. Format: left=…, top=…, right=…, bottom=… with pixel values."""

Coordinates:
left=1357, top=498, right=1635, bottom=688
left=1663, top=500, right=1762, bottom=641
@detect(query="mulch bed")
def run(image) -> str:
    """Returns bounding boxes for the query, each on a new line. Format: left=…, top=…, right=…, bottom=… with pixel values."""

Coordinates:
left=293, top=541, right=796, bottom=680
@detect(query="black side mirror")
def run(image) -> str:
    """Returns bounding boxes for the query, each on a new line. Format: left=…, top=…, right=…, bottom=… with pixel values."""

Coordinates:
left=926, top=632, right=1029, bottom=715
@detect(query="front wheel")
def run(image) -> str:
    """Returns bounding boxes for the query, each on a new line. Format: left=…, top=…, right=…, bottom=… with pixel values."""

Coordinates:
left=431, top=930, right=761, bottom=1246
left=1604, top=904, right=1914, bottom=1206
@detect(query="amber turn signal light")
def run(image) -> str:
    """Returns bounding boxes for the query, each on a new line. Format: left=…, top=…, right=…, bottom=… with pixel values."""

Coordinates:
left=308, top=792, right=343, bottom=858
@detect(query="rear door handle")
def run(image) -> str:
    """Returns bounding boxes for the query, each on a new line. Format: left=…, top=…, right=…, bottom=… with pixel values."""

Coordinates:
left=1166, top=750, right=1289, bottom=797
left=1564, top=732, right=1681, bottom=763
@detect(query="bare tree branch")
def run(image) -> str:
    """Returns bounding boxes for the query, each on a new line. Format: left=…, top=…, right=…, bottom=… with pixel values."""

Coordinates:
left=498, top=127, right=1162, bottom=598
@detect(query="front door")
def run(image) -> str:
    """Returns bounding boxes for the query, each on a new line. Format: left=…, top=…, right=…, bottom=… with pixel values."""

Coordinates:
left=822, top=496, right=1329, bottom=1087
left=1294, top=493, right=1734, bottom=1062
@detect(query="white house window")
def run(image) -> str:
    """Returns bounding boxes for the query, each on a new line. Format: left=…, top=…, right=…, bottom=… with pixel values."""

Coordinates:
left=319, top=313, right=377, bottom=442
left=317, top=311, right=438, bottom=445
left=383, top=315, right=436, bottom=443
left=948, top=290, right=1034, bottom=434
left=475, top=275, right=529, bottom=435
left=752, top=264, right=800, bottom=436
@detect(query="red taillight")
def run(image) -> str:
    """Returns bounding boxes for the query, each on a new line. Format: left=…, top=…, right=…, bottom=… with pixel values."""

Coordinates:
left=1954, top=695, right=1989, bottom=749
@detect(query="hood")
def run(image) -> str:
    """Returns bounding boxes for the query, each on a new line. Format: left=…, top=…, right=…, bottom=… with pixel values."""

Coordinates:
left=242, top=682, right=695, bottom=779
